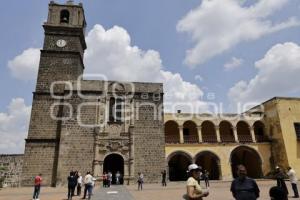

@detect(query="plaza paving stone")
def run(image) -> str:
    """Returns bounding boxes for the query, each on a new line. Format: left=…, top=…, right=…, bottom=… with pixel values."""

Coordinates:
left=0, top=180, right=299, bottom=200
left=92, top=185, right=134, bottom=200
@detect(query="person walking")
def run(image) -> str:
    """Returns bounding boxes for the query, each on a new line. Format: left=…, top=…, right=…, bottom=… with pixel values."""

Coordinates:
left=230, top=165, right=260, bottom=200
left=32, top=173, right=42, bottom=200
left=116, top=171, right=121, bottom=185
left=77, top=173, right=83, bottom=196
left=275, top=166, right=288, bottom=196
left=82, top=171, right=93, bottom=200
left=67, top=171, right=77, bottom=200
left=287, top=166, right=299, bottom=198
left=107, top=171, right=112, bottom=187
left=102, top=172, right=108, bottom=187
left=186, top=164, right=209, bottom=200
left=137, top=172, right=144, bottom=191
left=203, top=170, right=210, bottom=188
left=161, top=170, right=167, bottom=187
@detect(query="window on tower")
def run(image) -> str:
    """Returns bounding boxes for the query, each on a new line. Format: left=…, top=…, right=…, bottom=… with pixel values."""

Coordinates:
left=294, top=123, right=300, bottom=139
left=109, top=97, right=124, bottom=123
left=60, top=9, right=70, bottom=23
left=115, top=98, right=123, bottom=122
left=109, top=97, right=115, bottom=122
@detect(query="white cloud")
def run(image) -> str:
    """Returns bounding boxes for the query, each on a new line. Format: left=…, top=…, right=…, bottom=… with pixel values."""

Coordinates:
left=0, top=98, right=31, bottom=154
left=85, top=24, right=208, bottom=112
left=8, top=24, right=208, bottom=112
left=228, top=42, right=300, bottom=107
left=194, top=74, right=204, bottom=81
left=177, top=0, right=300, bottom=67
left=8, top=48, right=40, bottom=81
left=224, top=57, right=244, bottom=71
left=85, top=25, right=162, bottom=82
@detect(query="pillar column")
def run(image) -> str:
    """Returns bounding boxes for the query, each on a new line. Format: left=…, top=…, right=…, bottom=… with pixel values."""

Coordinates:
left=179, top=125, right=184, bottom=143
left=197, top=126, right=202, bottom=143
left=93, top=160, right=102, bottom=177
left=124, top=161, right=129, bottom=177
left=250, top=127, right=256, bottom=143
left=233, top=127, right=239, bottom=143
left=215, top=125, right=221, bottom=142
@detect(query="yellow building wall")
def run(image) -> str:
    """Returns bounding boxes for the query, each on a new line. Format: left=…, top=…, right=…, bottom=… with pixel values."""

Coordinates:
left=165, top=143, right=271, bottom=180
left=261, top=99, right=289, bottom=170
left=276, top=99, right=300, bottom=173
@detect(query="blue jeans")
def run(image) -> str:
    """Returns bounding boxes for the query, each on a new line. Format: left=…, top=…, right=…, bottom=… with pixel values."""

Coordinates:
left=292, top=183, right=299, bottom=197
left=33, top=185, right=41, bottom=199
left=86, top=184, right=93, bottom=199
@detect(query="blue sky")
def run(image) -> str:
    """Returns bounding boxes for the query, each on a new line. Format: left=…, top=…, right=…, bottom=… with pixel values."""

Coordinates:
left=1, top=0, right=300, bottom=153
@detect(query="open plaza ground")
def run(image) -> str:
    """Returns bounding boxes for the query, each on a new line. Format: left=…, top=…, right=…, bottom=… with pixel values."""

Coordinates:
left=0, top=180, right=298, bottom=200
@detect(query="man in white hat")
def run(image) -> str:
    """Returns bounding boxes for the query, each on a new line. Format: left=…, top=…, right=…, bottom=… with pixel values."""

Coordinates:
left=186, top=164, right=209, bottom=199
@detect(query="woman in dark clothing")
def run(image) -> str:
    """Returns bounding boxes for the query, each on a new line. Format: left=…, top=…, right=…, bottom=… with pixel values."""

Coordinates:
left=67, top=171, right=77, bottom=200
left=269, top=186, right=288, bottom=200
left=73, top=171, right=79, bottom=196
left=161, top=170, right=167, bottom=187
left=275, top=167, right=288, bottom=196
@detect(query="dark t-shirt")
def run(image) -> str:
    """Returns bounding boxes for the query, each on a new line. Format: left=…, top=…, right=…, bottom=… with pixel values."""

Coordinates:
left=162, top=172, right=166, bottom=180
left=230, top=177, right=260, bottom=200
left=68, top=175, right=77, bottom=187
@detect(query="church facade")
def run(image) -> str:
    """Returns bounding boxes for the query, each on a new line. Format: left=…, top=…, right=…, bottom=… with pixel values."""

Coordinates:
left=21, top=1, right=165, bottom=186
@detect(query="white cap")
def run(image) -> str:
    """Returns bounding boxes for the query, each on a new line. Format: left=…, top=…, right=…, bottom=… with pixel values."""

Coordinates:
left=188, top=164, right=200, bottom=172
left=276, top=166, right=280, bottom=169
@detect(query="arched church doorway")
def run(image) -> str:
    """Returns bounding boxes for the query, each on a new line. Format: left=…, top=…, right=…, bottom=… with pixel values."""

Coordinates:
left=195, top=151, right=221, bottom=180
left=230, top=146, right=262, bottom=178
left=168, top=152, right=192, bottom=181
left=103, top=154, right=124, bottom=184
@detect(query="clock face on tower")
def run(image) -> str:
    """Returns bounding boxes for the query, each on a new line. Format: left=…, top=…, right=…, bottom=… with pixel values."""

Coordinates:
left=56, top=39, right=67, bottom=48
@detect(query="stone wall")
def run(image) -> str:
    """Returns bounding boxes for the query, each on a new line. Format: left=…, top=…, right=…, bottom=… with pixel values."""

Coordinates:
left=133, top=93, right=166, bottom=183
left=22, top=142, right=57, bottom=186
left=0, top=155, right=23, bottom=187
left=55, top=95, right=96, bottom=185
left=21, top=93, right=61, bottom=186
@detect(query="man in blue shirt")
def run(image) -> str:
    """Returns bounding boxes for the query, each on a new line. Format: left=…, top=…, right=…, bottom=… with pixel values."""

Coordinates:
left=231, top=165, right=260, bottom=200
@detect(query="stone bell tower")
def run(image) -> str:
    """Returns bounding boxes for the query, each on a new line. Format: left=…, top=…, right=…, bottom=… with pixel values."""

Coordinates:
left=36, top=0, right=86, bottom=92
left=21, top=1, right=87, bottom=186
